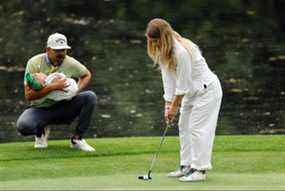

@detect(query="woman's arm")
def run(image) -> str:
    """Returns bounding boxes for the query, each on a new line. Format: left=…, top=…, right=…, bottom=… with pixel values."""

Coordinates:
left=165, top=42, right=193, bottom=121
left=160, top=64, right=176, bottom=102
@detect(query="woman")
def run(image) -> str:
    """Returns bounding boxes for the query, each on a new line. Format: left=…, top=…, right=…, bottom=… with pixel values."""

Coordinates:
left=145, top=18, right=222, bottom=182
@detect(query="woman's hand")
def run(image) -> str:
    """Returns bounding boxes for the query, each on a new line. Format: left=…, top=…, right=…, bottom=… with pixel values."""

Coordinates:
left=166, top=105, right=178, bottom=122
left=165, top=102, right=178, bottom=122
left=164, top=102, right=171, bottom=120
left=164, top=95, right=183, bottom=122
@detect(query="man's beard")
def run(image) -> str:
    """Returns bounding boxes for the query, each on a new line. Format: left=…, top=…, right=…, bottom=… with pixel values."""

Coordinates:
left=55, top=55, right=65, bottom=65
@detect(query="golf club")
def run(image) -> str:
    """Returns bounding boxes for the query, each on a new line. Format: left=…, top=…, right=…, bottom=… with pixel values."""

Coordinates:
left=138, top=122, right=171, bottom=181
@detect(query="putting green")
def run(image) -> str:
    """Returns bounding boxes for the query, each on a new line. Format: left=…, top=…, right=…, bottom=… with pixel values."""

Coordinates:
left=2, top=173, right=285, bottom=190
left=1, top=136, right=285, bottom=190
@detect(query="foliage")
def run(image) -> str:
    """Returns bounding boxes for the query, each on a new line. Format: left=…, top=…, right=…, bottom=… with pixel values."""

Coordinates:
left=0, top=1, right=284, bottom=140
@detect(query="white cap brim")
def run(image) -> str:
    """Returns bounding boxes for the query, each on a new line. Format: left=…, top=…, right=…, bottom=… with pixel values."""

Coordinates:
left=49, top=45, right=71, bottom=50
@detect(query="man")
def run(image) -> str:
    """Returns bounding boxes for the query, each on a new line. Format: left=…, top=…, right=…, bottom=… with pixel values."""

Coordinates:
left=17, top=33, right=96, bottom=152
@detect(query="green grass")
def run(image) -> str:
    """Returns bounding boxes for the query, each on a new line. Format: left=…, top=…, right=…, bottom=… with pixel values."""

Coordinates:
left=0, top=135, right=285, bottom=190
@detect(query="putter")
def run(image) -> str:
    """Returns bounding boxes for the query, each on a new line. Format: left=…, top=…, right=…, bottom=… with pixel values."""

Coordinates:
left=138, top=122, right=171, bottom=181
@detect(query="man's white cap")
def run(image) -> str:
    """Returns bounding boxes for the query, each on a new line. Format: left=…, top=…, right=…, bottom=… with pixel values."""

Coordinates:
left=47, top=33, right=71, bottom=50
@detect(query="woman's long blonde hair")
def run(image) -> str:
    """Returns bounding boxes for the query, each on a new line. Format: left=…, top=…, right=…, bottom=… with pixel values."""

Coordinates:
left=146, top=18, right=193, bottom=71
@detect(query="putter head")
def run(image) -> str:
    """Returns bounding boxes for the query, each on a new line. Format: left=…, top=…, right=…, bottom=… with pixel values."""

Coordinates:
left=138, top=174, right=152, bottom=180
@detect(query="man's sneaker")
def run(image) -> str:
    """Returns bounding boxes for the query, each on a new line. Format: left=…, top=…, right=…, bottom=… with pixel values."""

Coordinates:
left=179, top=169, right=206, bottom=182
left=34, top=128, right=50, bottom=149
left=167, top=165, right=191, bottom=177
left=70, top=139, right=95, bottom=152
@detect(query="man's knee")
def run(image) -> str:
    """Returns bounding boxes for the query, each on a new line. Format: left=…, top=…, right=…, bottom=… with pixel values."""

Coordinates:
left=82, top=91, right=97, bottom=105
left=16, top=117, right=32, bottom=136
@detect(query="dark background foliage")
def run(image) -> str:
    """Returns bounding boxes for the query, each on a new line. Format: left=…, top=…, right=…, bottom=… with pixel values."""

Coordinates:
left=0, top=0, right=284, bottom=142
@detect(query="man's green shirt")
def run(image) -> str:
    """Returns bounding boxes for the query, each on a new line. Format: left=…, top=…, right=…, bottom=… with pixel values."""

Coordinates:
left=24, top=53, right=89, bottom=108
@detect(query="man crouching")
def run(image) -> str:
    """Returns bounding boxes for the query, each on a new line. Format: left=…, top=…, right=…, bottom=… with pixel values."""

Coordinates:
left=16, top=33, right=96, bottom=152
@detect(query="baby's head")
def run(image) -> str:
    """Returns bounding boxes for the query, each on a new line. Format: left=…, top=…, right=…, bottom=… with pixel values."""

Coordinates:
left=33, top=73, right=47, bottom=85
left=25, top=72, right=47, bottom=90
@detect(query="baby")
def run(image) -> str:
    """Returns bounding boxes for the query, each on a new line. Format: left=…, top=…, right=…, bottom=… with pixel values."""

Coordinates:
left=26, top=72, right=78, bottom=101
